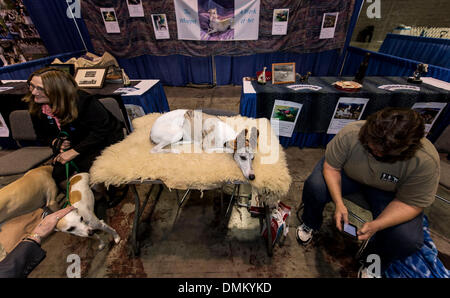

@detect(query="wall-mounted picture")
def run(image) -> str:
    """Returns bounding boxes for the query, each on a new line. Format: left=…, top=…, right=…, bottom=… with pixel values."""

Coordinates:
left=74, top=67, right=107, bottom=88
left=272, top=62, right=296, bottom=84
left=102, top=10, right=117, bottom=22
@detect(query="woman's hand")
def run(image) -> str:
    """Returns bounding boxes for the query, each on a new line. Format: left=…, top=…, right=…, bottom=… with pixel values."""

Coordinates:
left=334, top=203, right=349, bottom=232
left=59, top=140, right=71, bottom=152
left=53, top=149, right=80, bottom=165
left=28, top=206, right=76, bottom=244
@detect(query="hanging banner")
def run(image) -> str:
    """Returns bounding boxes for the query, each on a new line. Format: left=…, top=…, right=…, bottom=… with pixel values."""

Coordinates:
left=327, top=97, right=369, bottom=134
left=174, top=0, right=260, bottom=41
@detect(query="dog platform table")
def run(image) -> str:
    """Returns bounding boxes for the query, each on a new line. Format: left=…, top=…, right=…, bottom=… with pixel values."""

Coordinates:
left=89, top=113, right=292, bottom=256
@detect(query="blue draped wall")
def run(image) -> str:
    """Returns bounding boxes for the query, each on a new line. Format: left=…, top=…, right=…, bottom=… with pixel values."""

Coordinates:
left=341, top=46, right=450, bottom=82
left=379, top=33, right=450, bottom=69
left=22, top=0, right=93, bottom=55
left=0, top=50, right=85, bottom=80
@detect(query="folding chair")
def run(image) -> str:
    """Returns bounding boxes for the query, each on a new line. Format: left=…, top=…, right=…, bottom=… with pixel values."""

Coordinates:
left=0, top=110, right=52, bottom=176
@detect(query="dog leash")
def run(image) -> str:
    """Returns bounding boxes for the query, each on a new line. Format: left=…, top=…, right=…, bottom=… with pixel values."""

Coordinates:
left=59, top=131, right=80, bottom=208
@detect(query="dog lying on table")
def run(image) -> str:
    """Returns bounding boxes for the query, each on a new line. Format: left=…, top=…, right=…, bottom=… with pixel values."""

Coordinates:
left=0, top=166, right=58, bottom=226
left=150, top=109, right=259, bottom=181
left=55, top=172, right=121, bottom=250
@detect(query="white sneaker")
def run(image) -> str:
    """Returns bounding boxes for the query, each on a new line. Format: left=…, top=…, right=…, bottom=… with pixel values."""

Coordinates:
left=296, top=223, right=313, bottom=245
left=357, top=265, right=381, bottom=278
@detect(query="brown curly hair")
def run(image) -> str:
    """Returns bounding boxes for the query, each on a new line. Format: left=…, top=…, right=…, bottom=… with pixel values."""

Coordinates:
left=22, top=67, right=79, bottom=126
left=359, top=107, right=425, bottom=162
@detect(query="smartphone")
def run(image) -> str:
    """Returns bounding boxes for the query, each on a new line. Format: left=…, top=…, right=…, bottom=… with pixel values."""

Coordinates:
left=342, top=222, right=358, bottom=238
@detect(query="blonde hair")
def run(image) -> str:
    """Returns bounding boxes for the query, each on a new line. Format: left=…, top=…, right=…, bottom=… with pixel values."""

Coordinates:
left=23, top=67, right=79, bottom=126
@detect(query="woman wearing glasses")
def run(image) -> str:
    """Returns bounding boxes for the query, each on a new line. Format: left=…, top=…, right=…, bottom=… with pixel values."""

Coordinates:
left=23, top=67, right=124, bottom=192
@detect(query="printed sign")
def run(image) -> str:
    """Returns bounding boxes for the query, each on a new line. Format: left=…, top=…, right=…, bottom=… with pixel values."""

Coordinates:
left=327, top=97, right=369, bottom=134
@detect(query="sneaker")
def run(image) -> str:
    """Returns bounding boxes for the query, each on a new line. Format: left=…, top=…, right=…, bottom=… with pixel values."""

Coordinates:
left=296, top=223, right=313, bottom=245
left=357, top=264, right=381, bottom=278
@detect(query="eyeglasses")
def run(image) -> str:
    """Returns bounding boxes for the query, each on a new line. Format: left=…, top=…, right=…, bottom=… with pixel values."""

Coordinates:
left=28, top=82, right=46, bottom=93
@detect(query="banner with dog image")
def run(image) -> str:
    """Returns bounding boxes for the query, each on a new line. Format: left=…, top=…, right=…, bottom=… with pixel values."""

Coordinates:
left=174, top=0, right=260, bottom=41
left=327, top=97, right=369, bottom=135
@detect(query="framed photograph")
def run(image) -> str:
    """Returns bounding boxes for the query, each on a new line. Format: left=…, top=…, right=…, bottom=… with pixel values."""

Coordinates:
left=48, top=63, right=75, bottom=76
left=272, top=62, right=296, bottom=84
left=74, top=67, right=107, bottom=89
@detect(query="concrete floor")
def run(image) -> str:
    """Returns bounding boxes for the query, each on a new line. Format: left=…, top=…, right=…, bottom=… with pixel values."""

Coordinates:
left=0, top=85, right=449, bottom=278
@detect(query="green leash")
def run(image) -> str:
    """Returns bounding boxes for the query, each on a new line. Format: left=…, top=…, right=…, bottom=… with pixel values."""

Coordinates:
left=59, top=131, right=80, bottom=208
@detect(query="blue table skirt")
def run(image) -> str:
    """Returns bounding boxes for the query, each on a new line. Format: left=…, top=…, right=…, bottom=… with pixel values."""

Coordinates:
left=123, top=81, right=170, bottom=115
left=239, top=89, right=334, bottom=148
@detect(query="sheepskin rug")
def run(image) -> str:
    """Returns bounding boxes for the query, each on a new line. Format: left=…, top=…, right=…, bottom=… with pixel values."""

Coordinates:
left=90, top=112, right=292, bottom=204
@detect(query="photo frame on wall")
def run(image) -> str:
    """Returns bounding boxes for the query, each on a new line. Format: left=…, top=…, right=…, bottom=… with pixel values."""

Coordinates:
left=74, top=67, right=107, bottom=88
left=272, top=62, right=296, bottom=84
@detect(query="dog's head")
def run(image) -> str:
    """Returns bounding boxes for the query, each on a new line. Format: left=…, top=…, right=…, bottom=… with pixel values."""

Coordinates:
left=55, top=209, right=95, bottom=238
left=226, top=127, right=259, bottom=181
left=208, top=8, right=218, bottom=20
left=55, top=172, right=95, bottom=237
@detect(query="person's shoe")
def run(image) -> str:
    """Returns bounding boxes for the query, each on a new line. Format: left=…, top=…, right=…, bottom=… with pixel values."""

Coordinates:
left=357, top=264, right=381, bottom=278
left=296, top=223, right=313, bottom=245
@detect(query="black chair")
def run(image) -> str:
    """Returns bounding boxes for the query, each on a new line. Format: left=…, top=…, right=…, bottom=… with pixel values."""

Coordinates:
left=0, top=110, right=52, bottom=176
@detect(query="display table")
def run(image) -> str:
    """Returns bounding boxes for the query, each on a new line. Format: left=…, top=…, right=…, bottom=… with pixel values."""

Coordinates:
left=0, top=79, right=170, bottom=149
left=240, top=76, right=449, bottom=147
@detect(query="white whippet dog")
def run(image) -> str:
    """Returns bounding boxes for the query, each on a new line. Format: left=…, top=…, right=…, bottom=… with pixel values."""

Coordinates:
left=207, top=8, right=233, bottom=35
left=55, top=173, right=121, bottom=250
left=150, top=109, right=259, bottom=181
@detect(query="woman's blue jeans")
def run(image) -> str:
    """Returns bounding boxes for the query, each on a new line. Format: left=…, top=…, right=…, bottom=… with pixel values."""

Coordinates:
left=301, top=157, right=424, bottom=272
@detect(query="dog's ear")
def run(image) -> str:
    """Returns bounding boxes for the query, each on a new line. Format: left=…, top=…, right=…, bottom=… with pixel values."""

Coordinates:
left=249, top=127, right=259, bottom=152
left=236, top=128, right=247, bottom=152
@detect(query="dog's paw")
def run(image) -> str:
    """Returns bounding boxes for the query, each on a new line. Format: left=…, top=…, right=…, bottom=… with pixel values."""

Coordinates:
left=114, top=235, right=121, bottom=244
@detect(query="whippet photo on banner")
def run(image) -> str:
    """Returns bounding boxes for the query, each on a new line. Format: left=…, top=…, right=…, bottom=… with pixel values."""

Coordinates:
left=174, top=0, right=260, bottom=41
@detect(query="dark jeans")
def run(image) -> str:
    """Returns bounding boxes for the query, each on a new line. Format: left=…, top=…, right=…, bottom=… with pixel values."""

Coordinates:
left=301, top=157, right=424, bottom=272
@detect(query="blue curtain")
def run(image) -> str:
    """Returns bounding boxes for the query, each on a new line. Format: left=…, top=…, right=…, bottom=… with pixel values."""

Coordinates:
left=215, top=49, right=342, bottom=86
left=117, top=55, right=213, bottom=86
left=0, top=50, right=85, bottom=80
left=23, top=0, right=94, bottom=55
left=335, top=0, right=364, bottom=74
left=342, top=46, right=450, bottom=82
left=379, top=34, right=450, bottom=69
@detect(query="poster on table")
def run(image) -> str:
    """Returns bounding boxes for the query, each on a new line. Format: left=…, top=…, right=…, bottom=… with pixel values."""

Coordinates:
left=174, top=0, right=260, bottom=41
left=151, top=14, right=170, bottom=39
left=270, top=100, right=303, bottom=138
left=319, top=12, right=338, bottom=39
left=411, top=102, right=447, bottom=134
left=100, top=8, right=120, bottom=33
left=327, top=97, right=369, bottom=135
left=0, top=113, right=9, bottom=137
left=127, top=0, right=144, bottom=17
left=272, top=8, right=289, bottom=35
